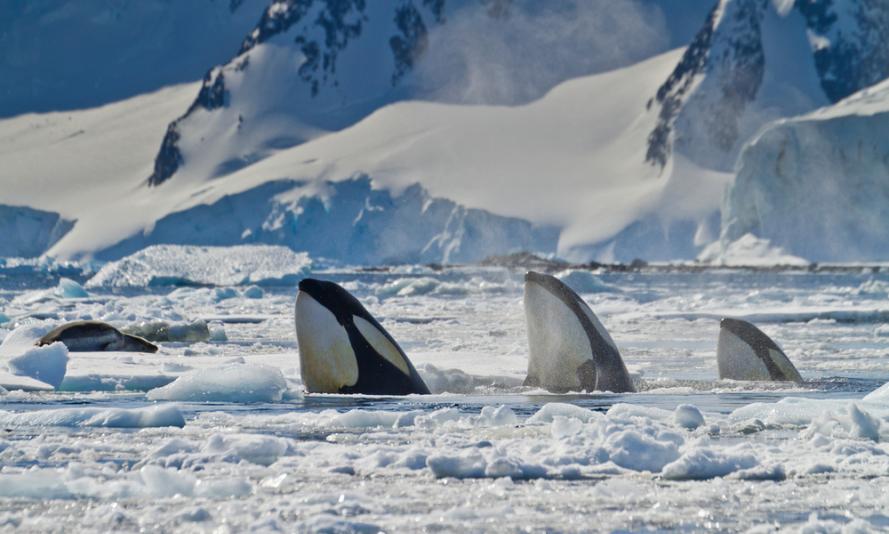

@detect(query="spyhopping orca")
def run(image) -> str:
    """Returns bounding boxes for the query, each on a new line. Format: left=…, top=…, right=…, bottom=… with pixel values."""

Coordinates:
left=295, top=278, right=430, bottom=395
left=38, top=320, right=158, bottom=353
left=717, top=318, right=803, bottom=383
left=523, top=271, right=635, bottom=393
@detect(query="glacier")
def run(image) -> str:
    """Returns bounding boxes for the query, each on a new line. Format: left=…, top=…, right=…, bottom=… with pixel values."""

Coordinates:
left=722, top=79, right=889, bottom=261
left=0, top=204, right=72, bottom=258
left=96, top=177, right=559, bottom=264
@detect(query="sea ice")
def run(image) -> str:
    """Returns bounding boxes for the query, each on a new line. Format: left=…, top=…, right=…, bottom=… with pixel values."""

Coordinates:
left=673, top=404, right=705, bottom=430
left=865, top=381, right=889, bottom=401
left=242, top=285, right=264, bottom=299
left=201, top=433, right=291, bottom=466
left=5, top=342, right=68, bottom=388
left=526, top=402, right=602, bottom=424
left=556, top=270, right=620, bottom=294
left=0, top=323, right=52, bottom=354
left=123, top=319, right=210, bottom=343
left=146, top=364, right=288, bottom=402
left=85, top=244, right=311, bottom=288
left=0, top=404, right=185, bottom=428
left=54, top=278, right=88, bottom=299
left=661, top=447, right=760, bottom=480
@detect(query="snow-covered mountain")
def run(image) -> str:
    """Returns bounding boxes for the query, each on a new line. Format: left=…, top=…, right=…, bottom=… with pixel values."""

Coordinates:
left=146, top=0, right=711, bottom=187
left=0, top=0, right=270, bottom=117
left=647, top=0, right=889, bottom=171
left=0, top=81, right=557, bottom=263
left=3, top=0, right=889, bottom=264
left=0, top=49, right=686, bottom=262
left=720, top=78, right=889, bottom=261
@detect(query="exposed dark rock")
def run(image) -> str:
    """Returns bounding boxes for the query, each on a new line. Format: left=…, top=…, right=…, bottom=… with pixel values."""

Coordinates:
left=147, top=123, right=183, bottom=187
left=797, top=0, right=889, bottom=102
left=193, top=68, right=228, bottom=111
left=390, top=4, right=429, bottom=84
left=147, top=0, right=524, bottom=188
left=646, top=0, right=764, bottom=169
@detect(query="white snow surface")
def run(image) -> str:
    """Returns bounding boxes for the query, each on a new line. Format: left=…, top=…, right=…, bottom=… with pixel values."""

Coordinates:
left=0, top=265, right=888, bottom=531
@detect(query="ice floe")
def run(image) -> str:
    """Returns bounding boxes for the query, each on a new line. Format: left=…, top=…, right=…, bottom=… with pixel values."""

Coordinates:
left=146, top=364, right=288, bottom=402
left=85, top=244, right=311, bottom=288
left=0, top=404, right=184, bottom=428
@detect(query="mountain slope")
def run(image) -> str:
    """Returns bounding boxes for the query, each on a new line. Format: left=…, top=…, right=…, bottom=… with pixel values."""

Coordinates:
left=0, top=50, right=705, bottom=262
left=146, top=0, right=711, bottom=187
left=137, top=48, right=724, bottom=261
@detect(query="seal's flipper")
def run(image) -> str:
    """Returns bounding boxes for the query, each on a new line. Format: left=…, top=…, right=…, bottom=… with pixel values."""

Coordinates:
left=717, top=318, right=803, bottom=383
left=295, top=278, right=430, bottom=395
left=523, top=271, right=634, bottom=393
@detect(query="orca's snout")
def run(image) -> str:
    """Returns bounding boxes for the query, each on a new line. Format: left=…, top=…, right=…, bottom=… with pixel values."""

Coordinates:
left=298, top=278, right=325, bottom=294
left=524, top=271, right=564, bottom=297
left=524, top=271, right=551, bottom=285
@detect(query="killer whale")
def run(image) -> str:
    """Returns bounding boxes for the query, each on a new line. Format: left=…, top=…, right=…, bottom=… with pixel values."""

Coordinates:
left=295, top=278, right=430, bottom=395
left=522, top=271, right=635, bottom=393
left=38, top=320, right=158, bottom=353
left=717, top=318, right=803, bottom=383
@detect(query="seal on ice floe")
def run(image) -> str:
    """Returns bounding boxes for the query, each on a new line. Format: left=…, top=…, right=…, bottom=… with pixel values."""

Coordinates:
left=717, top=318, right=803, bottom=383
left=37, top=320, right=158, bottom=353
left=295, top=278, right=430, bottom=395
left=522, top=271, right=634, bottom=393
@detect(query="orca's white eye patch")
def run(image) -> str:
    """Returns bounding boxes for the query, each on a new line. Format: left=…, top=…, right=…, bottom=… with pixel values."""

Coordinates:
left=576, top=297, right=619, bottom=352
left=353, top=315, right=410, bottom=376
left=295, top=291, right=359, bottom=392
left=769, top=348, right=803, bottom=382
